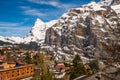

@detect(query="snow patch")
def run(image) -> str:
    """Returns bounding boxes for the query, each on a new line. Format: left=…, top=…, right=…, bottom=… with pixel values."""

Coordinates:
left=76, top=35, right=85, bottom=39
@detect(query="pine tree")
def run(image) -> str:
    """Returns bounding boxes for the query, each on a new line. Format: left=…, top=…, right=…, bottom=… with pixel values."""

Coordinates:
left=70, top=54, right=87, bottom=80
left=32, top=53, right=55, bottom=80
left=0, top=50, right=4, bottom=55
left=89, top=60, right=99, bottom=73
left=25, top=52, right=32, bottom=64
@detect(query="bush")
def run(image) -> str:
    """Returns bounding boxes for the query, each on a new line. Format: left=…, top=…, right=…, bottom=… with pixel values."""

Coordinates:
left=89, top=60, right=99, bottom=72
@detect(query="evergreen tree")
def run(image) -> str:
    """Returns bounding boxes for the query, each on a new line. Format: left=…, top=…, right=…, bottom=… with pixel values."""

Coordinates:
left=40, top=67, right=54, bottom=80
left=0, top=50, right=4, bottom=55
left=89, top=60, right=99, bottom=72
left=25, top=52, right=32, bottom=64
left=33, top=53, right=44, bottom=67
left=32, top=53, right=55, bottom=80
left=70, top=54, right=87, bottom=80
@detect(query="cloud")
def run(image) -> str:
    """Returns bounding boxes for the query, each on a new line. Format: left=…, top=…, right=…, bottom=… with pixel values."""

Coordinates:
left=0, top=21, right=31, bottom=30
left=0, top=26, right=30, bottom=30
left=23, top=18, right=31, bottom=22
left=20, top=6, right=46, bottom=17
left=24, top=9, right=46, bottom=16
left=20, top=0, right=79, bottom=21
left=20, top=6, right=30, bottom=9
left=0, top=22, right=21, bottom=27
left=0, top=22, right=30, bottom=31
left=27, top=0, right=76, bottom=9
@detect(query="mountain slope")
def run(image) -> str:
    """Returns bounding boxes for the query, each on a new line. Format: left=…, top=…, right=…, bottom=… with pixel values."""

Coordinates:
left=44, top=1, right=120, bottom=61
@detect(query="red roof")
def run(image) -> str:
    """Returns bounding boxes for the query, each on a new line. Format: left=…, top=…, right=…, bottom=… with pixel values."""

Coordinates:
left=0, top=56, right=4, bottom=60
left=56, top=63, right=65, bottom=69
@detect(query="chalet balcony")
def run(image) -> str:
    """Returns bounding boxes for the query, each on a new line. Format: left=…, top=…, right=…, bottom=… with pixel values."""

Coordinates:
left=0, top=64, right=34, bottom=80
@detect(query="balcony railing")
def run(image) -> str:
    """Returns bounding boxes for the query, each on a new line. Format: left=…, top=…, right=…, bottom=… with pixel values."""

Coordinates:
left=0, top=64, right=34, bottom=80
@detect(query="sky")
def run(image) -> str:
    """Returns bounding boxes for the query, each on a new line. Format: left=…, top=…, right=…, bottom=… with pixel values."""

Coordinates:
left=0, top=0, right=100, bottom=37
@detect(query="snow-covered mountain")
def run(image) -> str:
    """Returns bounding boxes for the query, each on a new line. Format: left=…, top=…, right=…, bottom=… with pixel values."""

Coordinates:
left=0, top=18, right=57, bottom=44
left=23, top=18, right=57, bottom=44
left=44, top=1, right=120, bottom=61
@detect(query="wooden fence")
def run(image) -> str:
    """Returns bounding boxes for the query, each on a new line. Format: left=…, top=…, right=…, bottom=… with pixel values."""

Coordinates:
left=0, top=64, right=34, bottom=80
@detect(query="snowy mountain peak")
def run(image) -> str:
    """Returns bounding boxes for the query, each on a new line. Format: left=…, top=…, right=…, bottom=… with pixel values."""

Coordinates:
left=33, top=18, right=45, bottom=29
left=32, top=18, right=45, bottom=31
left=23, top=18, right=57, bottom=44
left=35, top=18, right=44, bottom=24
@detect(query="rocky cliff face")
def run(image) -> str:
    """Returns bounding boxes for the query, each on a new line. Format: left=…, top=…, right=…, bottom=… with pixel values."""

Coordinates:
left=45, top=2, right=120, bottom=61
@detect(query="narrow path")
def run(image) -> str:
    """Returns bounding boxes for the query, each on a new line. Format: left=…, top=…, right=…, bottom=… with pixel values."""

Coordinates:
left=73, top=75, right=86, bottom=80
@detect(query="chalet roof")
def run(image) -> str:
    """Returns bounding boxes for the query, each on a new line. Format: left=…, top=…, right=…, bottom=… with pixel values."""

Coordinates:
left=0, top=56, right=4, bottom=60
left=56, top=63, right=65, bottom=69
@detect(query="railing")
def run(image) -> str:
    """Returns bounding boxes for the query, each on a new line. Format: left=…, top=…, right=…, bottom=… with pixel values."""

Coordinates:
left=0, top=64, right=34, bottom=80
